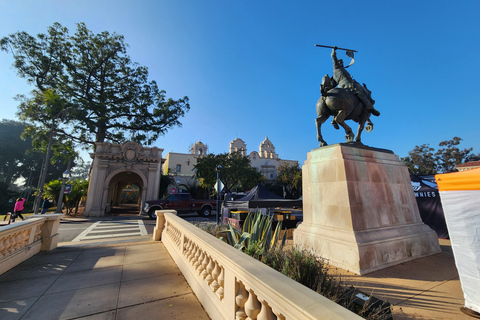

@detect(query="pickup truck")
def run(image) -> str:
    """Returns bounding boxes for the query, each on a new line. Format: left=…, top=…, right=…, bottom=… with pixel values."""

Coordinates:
left=142, top=193, right=217, bottom=219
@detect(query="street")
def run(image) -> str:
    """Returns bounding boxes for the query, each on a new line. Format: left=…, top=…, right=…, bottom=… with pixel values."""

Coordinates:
left=58, top=213, right=216, bottom=244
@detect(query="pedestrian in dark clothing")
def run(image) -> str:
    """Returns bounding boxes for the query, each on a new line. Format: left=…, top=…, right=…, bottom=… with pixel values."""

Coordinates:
left=41, top=198, right=51, bottom=214
left=13, top=198, right=26, bottom=222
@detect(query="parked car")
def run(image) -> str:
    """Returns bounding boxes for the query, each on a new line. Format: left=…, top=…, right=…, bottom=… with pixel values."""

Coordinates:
left=142, top=193, right=217, bottom=219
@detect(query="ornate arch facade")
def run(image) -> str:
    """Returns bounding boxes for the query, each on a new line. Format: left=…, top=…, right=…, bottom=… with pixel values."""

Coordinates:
left=84, top=140, right=164, bottom=217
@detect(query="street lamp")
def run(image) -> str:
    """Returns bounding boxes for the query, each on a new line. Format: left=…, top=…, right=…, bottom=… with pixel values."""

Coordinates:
left=216, top=165, right=222, bottom=224
left=56, top=170, right=71, bottom=213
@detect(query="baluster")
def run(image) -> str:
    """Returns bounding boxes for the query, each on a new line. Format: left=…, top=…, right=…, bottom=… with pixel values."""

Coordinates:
left=236, top=281, right=248, bottom=320
left=257, top=300, right=276, bottom=320
left=244, top=289, right=261, bottom=320
left=210, top=261, right=221, bottom=292
left=200, top=254, right=210, bottom=279
left=274, top=314, right=285, bottom=320
left=193, top=248, right=202, bottom=269
left=184, top=239, right=192, bottom=257
left=7, top=234, right=15, bottom=253
left=216, top=266, right=225, bottom=300
left=0, top=237, right=6, bottom=256
left=189, top=242, right=196, bottom=260
left=196, top=250, right=205, bottom=272
left=205, top=257, right=215, bottom=284
left=189, top=245, right=198, bottom=264
left=14, top=233, right=22, bottom=250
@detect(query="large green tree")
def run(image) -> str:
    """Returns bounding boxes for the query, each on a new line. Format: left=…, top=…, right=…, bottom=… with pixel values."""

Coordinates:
left=0, top=119, right=71, bottom=190
left=276, top=163, right=302, bottom=199
left=1, top=22, right=189, bottom=149
left=401, top=137, right=479, bottom=174
left=194, top=152, right=264, bottom=193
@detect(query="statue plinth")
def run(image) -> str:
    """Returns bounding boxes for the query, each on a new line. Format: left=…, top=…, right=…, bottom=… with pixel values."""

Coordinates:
left=294, top=143, right=440, bottom=275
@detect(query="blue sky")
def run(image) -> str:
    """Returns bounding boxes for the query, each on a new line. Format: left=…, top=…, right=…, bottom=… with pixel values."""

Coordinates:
left=1, top=1, right=479, bottom=165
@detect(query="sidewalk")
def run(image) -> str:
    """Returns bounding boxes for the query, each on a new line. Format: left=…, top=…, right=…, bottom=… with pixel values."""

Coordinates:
left=0, top=234, right=472, bottom=319
left=336, top=238, right=471, bottom=320
left=0, top=240, right=210, bottom=320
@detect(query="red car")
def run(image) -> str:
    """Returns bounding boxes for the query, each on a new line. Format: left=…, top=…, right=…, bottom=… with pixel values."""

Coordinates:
left=142, top=193, right=217, bottom=219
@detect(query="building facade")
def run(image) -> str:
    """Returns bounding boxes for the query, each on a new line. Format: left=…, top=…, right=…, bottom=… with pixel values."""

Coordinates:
left=162, top=138, right=298, bottom=194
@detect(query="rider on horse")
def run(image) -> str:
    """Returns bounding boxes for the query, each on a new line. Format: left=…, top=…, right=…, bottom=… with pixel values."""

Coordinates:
left=330, top=47, right=380, bottom=117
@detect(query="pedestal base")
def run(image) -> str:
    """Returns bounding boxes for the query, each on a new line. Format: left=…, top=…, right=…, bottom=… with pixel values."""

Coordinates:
left=294, top=143, right=440, bottom=275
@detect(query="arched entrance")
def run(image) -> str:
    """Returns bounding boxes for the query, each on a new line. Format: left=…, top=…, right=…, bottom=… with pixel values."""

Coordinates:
left=106, top=170, right=144, bottom=215
left=84, top=141, right=164, bottom=217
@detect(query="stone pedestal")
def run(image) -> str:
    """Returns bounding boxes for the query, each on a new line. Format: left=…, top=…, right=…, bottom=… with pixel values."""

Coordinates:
left=294, top=143, right=440, bottom=275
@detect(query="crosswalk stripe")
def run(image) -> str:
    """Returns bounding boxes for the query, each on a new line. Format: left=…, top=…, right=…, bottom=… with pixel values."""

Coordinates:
left=82, top=232, right=142, bottom=240
left=72, top=221, right=101, bottom=242
left=73, top=220, right=147, bottom=241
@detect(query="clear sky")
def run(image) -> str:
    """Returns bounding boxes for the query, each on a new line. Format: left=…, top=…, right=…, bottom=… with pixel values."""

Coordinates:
left=1, top=1, right=479, bottom=165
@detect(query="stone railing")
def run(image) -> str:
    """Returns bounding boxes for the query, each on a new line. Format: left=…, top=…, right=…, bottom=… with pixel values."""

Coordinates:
left=0, top=214, right=63, bottom=275
left=155, top=211, right=362, bottom=320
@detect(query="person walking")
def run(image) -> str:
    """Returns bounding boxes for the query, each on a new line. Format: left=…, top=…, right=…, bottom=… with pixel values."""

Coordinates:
left=40, top=197, right=51, bottom=214
left=12, top=197, right=26, bottom=222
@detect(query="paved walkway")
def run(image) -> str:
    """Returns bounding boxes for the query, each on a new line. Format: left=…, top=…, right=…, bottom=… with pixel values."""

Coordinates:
left=0, top=232, right=472, bottom=320
left=336, top=238, right=471, bottom=320
left=0, top=240, right=210, bottom=320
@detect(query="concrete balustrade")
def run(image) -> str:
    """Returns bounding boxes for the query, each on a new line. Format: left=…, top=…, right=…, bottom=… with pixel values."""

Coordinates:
left=155, top=211, right=362, bottom=320
left=0, top=214, right=63, bottom=275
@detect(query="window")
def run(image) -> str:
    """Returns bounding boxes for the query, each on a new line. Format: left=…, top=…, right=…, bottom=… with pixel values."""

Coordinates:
left=176, top=164, right=181, bottom=172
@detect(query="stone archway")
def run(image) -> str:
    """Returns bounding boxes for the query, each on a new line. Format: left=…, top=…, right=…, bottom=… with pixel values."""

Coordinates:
left=105, top=170, right=144, bottom=214
left=84, top=140, right=164, bottom=217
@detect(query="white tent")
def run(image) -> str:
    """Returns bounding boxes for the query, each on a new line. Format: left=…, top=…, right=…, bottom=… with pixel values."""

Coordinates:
left=436, top=168, right=480, bottom=316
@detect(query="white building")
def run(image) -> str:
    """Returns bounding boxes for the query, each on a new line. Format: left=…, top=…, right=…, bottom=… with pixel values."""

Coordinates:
left=162, top=138, right=298, bottom=194
left=229, top=137, right=298, bottom=182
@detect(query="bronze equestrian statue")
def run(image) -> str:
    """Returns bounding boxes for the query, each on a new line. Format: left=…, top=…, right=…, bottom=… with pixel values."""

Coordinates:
left=315, top=46, right=380, bottom=147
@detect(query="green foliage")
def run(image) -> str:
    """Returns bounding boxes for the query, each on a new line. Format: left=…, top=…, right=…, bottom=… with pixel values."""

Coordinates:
left=401, top=137, right=480, bottom=174
left=219, top=211, right=286, bottom=253
left=0, top=119, right=40, bottom=188
left=435, top=137, right=476, bottom=173
left=65, top=179, right=89, bottom=215
left=275, top=162, right=302, bottom=198
left=40, top=178, right=88, bottom=215
left=2, top=22, right=190, bottom=149
left=0, top=182, right=19, bottom=214
left=194, top=152, right=264, bottom=193
left=42, top=180, right=63, bottom=205
left=18, top=89, right=78, bottom=163
left=0, top=119, right=72, bottom=191
left=401, top=144, right=438, bottom=175
left=198, top=222, right=391, bottom=320
left=159, top=173, right=174, bottom=198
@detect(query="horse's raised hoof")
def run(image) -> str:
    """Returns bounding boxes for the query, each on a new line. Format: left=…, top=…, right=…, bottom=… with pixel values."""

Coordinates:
left=365, top=124, right=373, bottom=132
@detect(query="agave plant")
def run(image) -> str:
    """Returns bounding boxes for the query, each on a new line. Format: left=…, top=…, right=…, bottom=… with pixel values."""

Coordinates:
left=220, top=210, right=287, bottom=253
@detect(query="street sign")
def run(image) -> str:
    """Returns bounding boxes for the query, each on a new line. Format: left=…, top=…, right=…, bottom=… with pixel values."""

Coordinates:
left=215, top=180, right=224, bottom=193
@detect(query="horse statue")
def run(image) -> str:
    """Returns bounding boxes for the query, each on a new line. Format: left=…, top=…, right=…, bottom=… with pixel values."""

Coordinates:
left=316, top=75, right=374, bottom=147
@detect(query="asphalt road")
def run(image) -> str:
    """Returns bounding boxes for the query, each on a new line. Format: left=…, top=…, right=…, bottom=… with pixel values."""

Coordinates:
left=58, top=212, right=216, bottom=244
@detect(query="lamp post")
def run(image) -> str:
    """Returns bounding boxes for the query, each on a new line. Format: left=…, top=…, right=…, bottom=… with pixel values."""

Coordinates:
left=216, top=165, right=222, bottom=224
left=56, top=170, right=71, bottom=213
